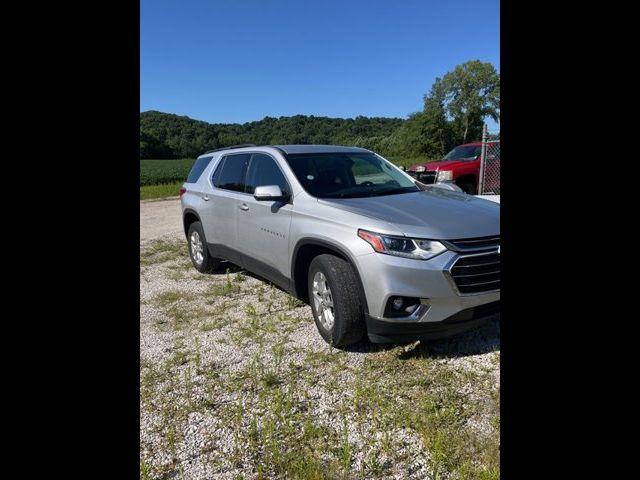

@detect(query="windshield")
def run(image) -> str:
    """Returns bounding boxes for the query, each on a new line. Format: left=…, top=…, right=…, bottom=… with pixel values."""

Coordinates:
left=443, top=145, right=482, bottom=160
left=283, top=152, right=419, bottom=199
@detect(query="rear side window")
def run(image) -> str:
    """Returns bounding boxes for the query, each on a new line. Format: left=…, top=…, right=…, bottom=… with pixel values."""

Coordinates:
left=186, top=156, right=213, bottom=183
left=213, top=153, right=250, bottom=192
left=245, top=153, right=290, bottom=195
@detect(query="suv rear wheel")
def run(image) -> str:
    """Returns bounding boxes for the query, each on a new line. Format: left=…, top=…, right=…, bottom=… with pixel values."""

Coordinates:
left=187, top=221, right=221, bottom=273
left=308, top=254, right=365, bottom=347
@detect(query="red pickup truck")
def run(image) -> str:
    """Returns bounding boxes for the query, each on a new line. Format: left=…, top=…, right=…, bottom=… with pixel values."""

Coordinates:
left=407, top=141, right=500, bottom=194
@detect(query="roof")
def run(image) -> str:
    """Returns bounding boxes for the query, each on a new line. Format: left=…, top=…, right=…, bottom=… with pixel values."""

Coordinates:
left=199, top=144, right=372, bottom=158
left=272, top=145, right=371, bottom=154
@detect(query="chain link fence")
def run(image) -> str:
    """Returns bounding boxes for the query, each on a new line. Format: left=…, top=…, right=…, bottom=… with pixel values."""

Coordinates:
left=479, top=125, right=500, bottom=195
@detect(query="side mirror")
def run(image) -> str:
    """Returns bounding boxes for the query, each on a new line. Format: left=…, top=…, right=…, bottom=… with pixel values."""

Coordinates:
left=254, top=185, right=289, bottom=202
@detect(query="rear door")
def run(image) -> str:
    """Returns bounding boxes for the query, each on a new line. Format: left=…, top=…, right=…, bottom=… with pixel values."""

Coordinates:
left=236, top=153, right=293, bottom=285
left=200, top=153, right=251, bottom=254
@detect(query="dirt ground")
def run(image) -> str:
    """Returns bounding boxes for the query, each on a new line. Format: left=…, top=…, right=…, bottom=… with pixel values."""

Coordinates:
left=140, top=198, right=183, bottom=241
left=139, top=234, right=500, bottom=479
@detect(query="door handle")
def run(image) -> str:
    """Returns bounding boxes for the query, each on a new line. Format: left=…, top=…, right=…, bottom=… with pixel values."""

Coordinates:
left=203, top=195, right=209, bottom=201
left=239, top=203, right=249, bottom=211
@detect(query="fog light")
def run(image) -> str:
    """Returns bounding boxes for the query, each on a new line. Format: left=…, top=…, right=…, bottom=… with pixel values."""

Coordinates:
left=405, top=303, right=420, bottom=315
left=385, top=296, right=426, bottom=318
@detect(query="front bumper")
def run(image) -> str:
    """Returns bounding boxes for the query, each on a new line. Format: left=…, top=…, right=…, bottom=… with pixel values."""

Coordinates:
left=366, top=300, right=500, bottom=343
left=354, top=249, right=500, bottom=342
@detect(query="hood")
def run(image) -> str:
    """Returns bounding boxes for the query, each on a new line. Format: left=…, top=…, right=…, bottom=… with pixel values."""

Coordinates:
left=318, top=190, right=499, bottom=239
left=409, top=159, right=475, bottom=172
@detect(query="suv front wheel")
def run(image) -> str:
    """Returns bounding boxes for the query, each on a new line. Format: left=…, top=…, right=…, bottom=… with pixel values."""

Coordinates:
left=308, top=254, right=365, bottom=347
left=187, top=221, right=221, bottom=273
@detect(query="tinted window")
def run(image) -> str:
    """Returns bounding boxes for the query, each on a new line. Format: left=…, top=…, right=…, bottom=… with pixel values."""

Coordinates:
left=213, top=153, right=250, bottom=192
left=186, top=156, right=213, bottom=183
left=284, top=153, right=418, bottom=199
left=443, top=146, right=481, bottom=160
left=245, top=154, right=290, bottom=195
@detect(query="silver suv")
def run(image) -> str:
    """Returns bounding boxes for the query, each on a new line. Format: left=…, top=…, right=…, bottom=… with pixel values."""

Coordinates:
left=181, top=144, right=500, bottom=347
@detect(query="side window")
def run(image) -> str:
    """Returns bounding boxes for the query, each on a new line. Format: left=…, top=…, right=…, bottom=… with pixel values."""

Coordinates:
left=211, top=157, right=225, bottom=185
left=213, top=153, right=250, bottom=192
left=186, top=156, right=213, bottom=183
left=245, top=154, right=290, bottom=195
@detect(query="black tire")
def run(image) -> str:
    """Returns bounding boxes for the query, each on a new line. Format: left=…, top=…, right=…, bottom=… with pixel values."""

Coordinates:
left=457, top=181, right=477, bottom=195
left=187, top=221, right=221, bottom=273
left=308, top=254, right=366, bottom=347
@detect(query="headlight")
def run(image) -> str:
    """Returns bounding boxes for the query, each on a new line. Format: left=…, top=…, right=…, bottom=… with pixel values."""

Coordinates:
left=437, top=170, right=453, bottom=181
left=357, top=229, right=447, bottom=260
left=415, top=166, right=426, bottom=173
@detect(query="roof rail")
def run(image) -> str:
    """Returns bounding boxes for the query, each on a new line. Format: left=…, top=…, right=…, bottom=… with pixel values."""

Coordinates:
left=270, top=146, right=287, bottom=156
left=204, top=144, right=257, bottom=154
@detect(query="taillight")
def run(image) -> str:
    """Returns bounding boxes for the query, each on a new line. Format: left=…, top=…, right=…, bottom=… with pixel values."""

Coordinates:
left=179, top=187, right=186, bottom=198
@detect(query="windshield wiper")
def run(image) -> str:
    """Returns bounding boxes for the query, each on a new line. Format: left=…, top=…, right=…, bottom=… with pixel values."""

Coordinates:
left=320, top=192, right=346, bottom=198
left=322, top=187, right=417, bottom=199
left=368, top=187, right=418, bottom=197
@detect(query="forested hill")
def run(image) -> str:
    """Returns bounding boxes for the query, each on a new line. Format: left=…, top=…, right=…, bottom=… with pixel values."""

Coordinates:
left=140, top=111, right=405, bottom=159
left=141, top=61, right=499, bottom=160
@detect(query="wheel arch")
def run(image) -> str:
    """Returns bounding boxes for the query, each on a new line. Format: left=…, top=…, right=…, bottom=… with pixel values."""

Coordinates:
left=291, top=238, right=369, bottom=314
left=183, top=209, right=200, bottom=238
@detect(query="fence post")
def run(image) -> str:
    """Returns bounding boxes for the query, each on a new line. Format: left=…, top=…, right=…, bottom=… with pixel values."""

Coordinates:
left=478, top=124, right=488, bottom=194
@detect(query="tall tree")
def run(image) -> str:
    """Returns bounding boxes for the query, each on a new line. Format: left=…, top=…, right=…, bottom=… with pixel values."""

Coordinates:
left=426, top=60, right=500, bottom=144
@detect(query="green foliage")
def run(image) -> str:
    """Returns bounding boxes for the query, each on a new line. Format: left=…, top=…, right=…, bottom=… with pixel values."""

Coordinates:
left=140, top=158, right=196, bottom=186
left=139, top=60, right=500, bottom=174
left=140, top=181, right=184, bottom=200
left=140, top=111, right=403, bottom=159
left=427, top=60, right=500, bottom=145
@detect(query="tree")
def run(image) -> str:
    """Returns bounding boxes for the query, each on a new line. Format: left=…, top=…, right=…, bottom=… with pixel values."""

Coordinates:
left=426, top=60, right=499, bottom=144
left=138, top=111, right=404, bottom=158
left=382, top=86, right=453, bottom=159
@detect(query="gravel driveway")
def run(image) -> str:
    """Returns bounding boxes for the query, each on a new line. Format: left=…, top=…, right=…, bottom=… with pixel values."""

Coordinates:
left=140, top=199, right=500, bottom=479
left=140, top=198, right=183, bottom=241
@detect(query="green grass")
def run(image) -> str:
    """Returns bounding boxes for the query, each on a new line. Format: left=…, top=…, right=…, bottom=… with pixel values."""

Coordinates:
left=140, top=234, right=500, bottom=480
left=140, top=158, right=196, bottom=186
left=139, top=158, right=194, bottom=200
left=347, top=348, right=501, bottom=479
left=209, top=269, right=241, bottom=297
left=140, top=238, right=188, bottom=266
left=140, top=181, right=184, bottom=200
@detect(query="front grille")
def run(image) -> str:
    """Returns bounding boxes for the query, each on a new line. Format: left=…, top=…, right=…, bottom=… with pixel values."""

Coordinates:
left=417, top=171, right=437, bottom=183
left=408, top=170, right=437, bottom=184
left=447, top=236, right=500, bottom=251
left=449, top=252, right=501, bottom=294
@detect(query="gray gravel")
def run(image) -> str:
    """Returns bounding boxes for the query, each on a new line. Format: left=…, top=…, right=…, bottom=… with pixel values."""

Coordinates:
left=140, top=231, right=500, bottom=479
left=140, top=198, right=183, bottom=241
